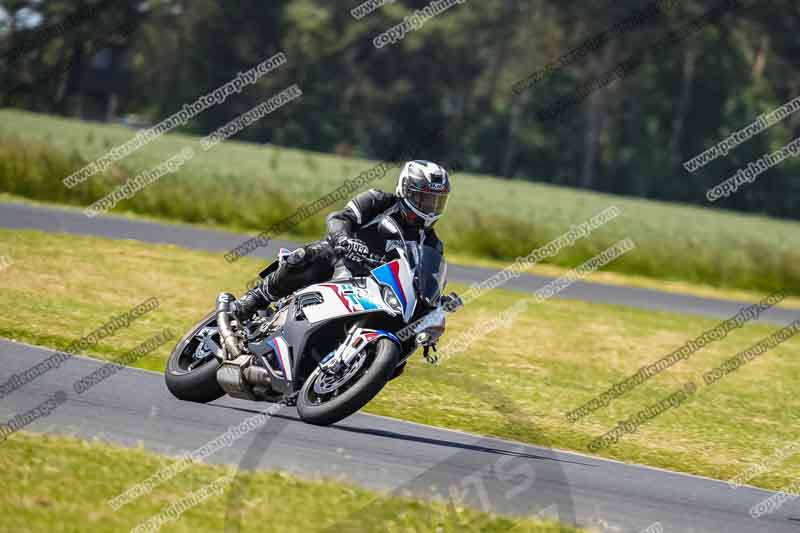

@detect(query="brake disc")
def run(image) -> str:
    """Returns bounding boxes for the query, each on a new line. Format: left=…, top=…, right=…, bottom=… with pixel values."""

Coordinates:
left=313, top=350, right=368, bottom=395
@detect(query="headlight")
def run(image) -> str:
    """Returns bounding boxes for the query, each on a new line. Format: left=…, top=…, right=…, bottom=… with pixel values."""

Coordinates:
left=381, top=286, right=402, bottom=313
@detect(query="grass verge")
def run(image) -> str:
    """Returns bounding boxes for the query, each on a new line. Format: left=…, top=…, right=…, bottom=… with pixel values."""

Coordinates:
left=2, top=190, right=799, bottom=310
left=1, top=229, right=799, bottom=492
left=2, top=109, right=800, bottom=296
left=0, top=432, right=577, bottom=532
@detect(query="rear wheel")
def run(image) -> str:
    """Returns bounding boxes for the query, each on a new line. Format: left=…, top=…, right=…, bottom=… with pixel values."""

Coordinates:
left=297, top=338, right=399, bottom=426
left=165, top=311, right=225, bottom=403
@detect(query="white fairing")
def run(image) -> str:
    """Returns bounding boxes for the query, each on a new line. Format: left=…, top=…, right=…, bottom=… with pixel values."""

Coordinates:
left=296, top=252, right=417, bottom=324
left=296, top=278, right=390, bottom=324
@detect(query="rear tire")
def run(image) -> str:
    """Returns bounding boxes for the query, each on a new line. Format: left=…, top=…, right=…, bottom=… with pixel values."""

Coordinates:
left=165, top=311, right=225, bottom=403
left=297, top=338, right=400, bottom=426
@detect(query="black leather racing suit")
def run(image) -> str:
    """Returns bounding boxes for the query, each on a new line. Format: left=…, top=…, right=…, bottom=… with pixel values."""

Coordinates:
left=237, top=189, right=444, bottom=315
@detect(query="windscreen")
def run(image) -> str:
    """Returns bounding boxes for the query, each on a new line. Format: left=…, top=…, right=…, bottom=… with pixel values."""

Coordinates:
left=418, top=245, right=447, bottom=306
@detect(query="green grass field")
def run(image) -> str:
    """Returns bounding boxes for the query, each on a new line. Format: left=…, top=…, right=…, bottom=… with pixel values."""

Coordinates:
left=0, top=432, right=577, bottom=532
left=1, top=109, right=799, bottom=296
left=5, top=190, right=800, bottom=310
left=2, top=229, right=799, bottom=493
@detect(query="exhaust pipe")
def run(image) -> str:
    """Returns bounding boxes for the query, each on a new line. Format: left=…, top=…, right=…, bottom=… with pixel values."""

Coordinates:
left=243, top=366, right=271, bottom=387
left=216, top=293, right=242, bottom=359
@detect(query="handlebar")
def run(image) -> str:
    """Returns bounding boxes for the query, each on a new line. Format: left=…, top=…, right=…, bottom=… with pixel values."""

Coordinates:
left=333, top=245, right=384, bottom=268
left=359, top=255, right=384, bottom=268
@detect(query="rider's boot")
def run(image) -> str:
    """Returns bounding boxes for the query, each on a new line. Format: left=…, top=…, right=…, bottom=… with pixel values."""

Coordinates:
left=227, top=248, right=307, bottom=321
left=230, top=283, right=276, bottom=322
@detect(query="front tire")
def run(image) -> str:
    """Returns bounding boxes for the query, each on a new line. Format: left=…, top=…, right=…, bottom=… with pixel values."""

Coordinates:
left=297, top=338, right=400, bottom=426
left=165, top=311, right=225, bottom=403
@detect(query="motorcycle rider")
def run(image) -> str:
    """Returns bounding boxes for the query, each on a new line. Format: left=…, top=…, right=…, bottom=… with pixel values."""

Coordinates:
left=227, top=160, right=452, bottom=335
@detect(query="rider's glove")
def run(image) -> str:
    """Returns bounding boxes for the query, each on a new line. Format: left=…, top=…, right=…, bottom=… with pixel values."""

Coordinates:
left=333, top=235, right=371, bottom=261
left=440, top=292, right=464, bottom=312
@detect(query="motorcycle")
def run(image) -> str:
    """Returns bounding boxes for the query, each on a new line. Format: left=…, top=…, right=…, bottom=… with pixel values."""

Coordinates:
left=164, top=215, right=461, bottom=425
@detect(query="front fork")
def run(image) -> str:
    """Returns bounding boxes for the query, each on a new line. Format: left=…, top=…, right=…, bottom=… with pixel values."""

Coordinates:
left=319, top=323, right=400, bottom=375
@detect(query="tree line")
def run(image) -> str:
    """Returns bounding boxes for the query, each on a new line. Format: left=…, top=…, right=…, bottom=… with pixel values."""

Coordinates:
left=1, top=0, right=798, bottom=219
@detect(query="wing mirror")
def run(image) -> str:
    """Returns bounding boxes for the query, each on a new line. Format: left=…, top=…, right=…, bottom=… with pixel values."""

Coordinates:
left=377, top=215, right=403, bottom=238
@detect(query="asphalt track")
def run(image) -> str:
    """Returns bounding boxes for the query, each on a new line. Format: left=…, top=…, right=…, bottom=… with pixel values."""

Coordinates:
left=0, top=201, right=796, bottom=325
left=3, top=200, right=800, bottom=531
left=2, top=339, right=799, bottom=532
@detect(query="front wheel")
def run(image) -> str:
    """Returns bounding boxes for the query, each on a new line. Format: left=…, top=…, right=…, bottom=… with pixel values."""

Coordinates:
left=297, top=338, right=400, bottom=426
left=165, top=311, right=226, bottom=403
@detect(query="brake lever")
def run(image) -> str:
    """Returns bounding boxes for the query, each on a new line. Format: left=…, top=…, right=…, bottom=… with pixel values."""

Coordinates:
left=423, top=344, right=439, bottom=364
left=362, top=254, right=383, bottom=267
left=441, top=292, right=463, bottom=312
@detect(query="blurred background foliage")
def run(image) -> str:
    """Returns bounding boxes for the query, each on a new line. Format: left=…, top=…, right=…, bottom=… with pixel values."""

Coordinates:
left=0, top=0, right=798, bottom=219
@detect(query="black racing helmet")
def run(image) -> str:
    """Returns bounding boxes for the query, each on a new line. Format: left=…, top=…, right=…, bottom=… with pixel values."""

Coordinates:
left=396, top=160, right=451, bottom=227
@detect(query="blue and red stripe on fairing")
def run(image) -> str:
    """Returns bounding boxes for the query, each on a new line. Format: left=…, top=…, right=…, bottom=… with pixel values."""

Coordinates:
left=267, top=337, right=292, bottom=381
left=371, top=260, right=408, bottom=312
left=356, top=329, right=401, bottom=347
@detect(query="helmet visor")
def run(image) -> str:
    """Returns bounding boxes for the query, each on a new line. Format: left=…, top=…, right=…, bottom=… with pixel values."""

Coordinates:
left=407, top=188, right=449, bottom=217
